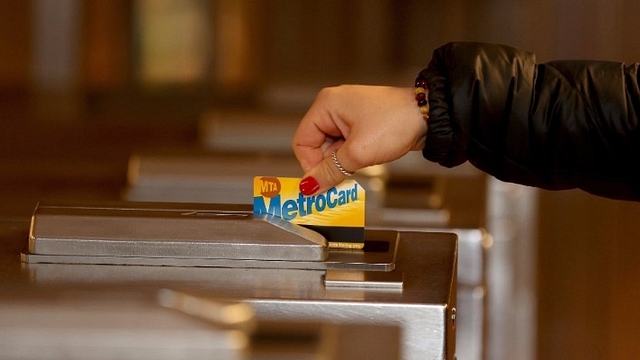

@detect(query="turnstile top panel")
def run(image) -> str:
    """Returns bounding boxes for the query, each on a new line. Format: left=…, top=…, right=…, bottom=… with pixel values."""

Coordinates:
left=24, top=201, right=399, bottom=271
left=28, top=201, right=327, bottom=262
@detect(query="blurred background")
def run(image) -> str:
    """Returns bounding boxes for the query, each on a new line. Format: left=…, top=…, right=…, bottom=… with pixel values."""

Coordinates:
left=2, top=1, right=640, bottom=359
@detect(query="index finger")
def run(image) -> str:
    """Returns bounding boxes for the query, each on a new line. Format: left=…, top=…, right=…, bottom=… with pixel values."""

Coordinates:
left=291, top=105, right=346, bottom=173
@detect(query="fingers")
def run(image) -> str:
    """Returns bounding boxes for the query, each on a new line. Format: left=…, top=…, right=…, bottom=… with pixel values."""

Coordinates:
left=299, top=148, right=353, bottom=195
left=291, top=119, right=329, bottom=173
left=291, top=87, right=346, bottom=173
left=292, top=85, right=428, bottom=196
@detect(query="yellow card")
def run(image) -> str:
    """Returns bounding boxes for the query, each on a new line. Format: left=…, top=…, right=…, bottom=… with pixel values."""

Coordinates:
left=253, top=176, right=365, bottom=248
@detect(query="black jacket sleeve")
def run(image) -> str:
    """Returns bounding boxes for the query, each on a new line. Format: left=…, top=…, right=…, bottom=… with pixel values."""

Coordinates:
left=421, top=42, right=640, bottom=201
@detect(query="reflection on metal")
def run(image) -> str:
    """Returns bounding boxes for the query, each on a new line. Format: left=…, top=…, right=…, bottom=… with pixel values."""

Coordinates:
left=324, top=268, right=403, bottom=290
left=157, top=289, right=256, bottom=331
left=0, top=290, right=250, bottom=360
left=0, top=288, right=401, bottom=360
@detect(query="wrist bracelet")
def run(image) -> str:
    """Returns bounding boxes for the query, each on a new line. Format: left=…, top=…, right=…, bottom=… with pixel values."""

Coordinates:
left=414, top=76, right=430, bottom=121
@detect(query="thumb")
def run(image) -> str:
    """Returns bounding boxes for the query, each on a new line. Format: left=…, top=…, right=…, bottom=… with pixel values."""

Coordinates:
left=299, top=150, right=354, bottom=196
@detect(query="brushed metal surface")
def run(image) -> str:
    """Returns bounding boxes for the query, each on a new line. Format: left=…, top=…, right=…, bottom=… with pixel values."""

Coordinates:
left=24, top=202, right=398, bottom=271
left=20, top=229, right=457, bottom=359
left=0, top=291, right=250, bottom=360
left=10, top=201, right=458, bottom=360
left=0, top=288, right=401, bottom=360
left=324, top=268, right=403, bottom=289
left=28, top=201, right=327, bottom=262
left=370, top=223, right=489, bottom=360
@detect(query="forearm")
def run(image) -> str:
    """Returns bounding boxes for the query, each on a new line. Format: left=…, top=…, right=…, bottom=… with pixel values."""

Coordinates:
left=421, top=42, right=640, bottom=200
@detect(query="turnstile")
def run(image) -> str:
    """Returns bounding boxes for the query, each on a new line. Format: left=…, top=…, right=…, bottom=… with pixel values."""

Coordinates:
left=21, top=201, right=458, bottom=360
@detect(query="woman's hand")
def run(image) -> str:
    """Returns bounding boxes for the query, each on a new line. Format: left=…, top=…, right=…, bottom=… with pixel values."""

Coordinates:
left=291, top=85, right=427, bottom=195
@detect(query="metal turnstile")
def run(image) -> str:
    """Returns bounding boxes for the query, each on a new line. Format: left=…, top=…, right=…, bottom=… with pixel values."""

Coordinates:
left=21, top=201, right=458, bottom=360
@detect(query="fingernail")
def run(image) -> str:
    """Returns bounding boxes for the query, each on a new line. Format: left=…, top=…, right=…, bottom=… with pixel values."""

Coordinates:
left=299, top=176, right=320, bottom=195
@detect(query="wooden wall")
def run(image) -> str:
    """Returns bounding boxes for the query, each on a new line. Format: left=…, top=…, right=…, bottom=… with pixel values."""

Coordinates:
left=0, top=1, right=31, bottom=89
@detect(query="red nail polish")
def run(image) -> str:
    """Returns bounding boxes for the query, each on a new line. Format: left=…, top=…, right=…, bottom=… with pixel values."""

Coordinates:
left=299, top=176, right=320, bottom=195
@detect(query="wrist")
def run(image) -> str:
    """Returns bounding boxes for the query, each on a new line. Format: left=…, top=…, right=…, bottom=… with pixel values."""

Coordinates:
left=402, top=86, right=428, bottom=151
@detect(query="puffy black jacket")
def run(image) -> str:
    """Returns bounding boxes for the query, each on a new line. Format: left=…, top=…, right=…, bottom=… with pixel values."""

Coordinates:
left=421, top=42, right=640, bottom=201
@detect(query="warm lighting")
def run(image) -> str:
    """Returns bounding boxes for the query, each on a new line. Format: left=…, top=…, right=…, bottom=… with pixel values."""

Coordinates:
left=134, top=0, right=211, bottom=84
